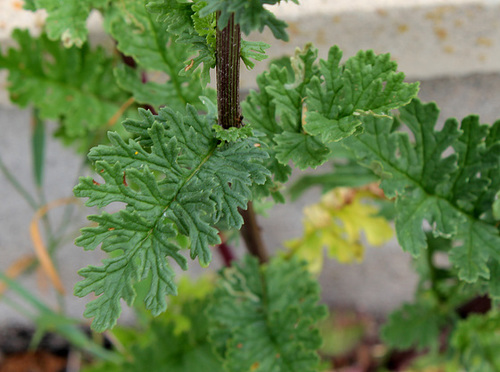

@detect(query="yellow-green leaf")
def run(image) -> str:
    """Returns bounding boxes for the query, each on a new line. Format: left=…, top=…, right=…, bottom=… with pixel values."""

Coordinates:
left=286, top=187, right=393, bottom=273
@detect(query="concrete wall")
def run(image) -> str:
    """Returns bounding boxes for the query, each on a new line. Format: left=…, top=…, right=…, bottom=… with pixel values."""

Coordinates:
left=1, top=0, right=499, bottom=324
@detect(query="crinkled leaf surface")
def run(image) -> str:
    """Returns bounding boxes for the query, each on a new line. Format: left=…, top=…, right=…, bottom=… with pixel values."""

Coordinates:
left=207, top=256, right=327, bottom=372
left=85, top=278, right=222, bottom=372
left=74, top=106, right=269, bottom=331
left=200, top=0, right=299, bottom=41
left=345, top=99, right=500, bottom=282
left=27, top=0, right=108, bottom=47
left=304, top=47, right=419, bottom=142
left=381, top=302, right=448, bottom=351
left=274, top=131, right=330, bottom=170
left=451, top=312, right=500, bottom=372
left=146, top=0, right=216, bottom=84
left=0, top=30, right=129, bottom=148
left=487, top=260, right=500, bottom=301
left=242, top=44, right=418, bottom=170
left=147, top=0, right=269, bottom=83
left=105, top=0, right=211, bottom=109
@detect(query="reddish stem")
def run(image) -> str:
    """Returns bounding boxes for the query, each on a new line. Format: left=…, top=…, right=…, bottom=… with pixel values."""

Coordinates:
left=216, top=240, right=235, bottom=267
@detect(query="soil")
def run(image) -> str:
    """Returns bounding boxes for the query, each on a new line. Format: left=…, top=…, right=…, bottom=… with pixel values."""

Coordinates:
left=0, top=296, right=489, bottom=372
left=0, top=325, right=70, bottom=372
left=0, top=351, right=66, bottom=372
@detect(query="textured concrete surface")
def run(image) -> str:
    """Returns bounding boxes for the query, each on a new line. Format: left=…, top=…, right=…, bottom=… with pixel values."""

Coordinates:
left=1, top=0, right=500, bottom=325
left=2, top=0, right=500, bottom=99
left=244, top=0, right=500, bottom=87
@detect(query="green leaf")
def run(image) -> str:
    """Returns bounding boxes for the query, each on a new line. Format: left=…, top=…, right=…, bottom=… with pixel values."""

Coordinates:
left=274, top=131, right=330, bottom=170
left=28, top=0, right=108, bottom=47
left=213, top=125, right=253, bottom=143
left=74, top=106, right=270, bottom=331
left=0, top=30, right=129, bottom=149
left=451, top=312, right=500, bottom=372
left=304, top=47, right=419, bottom=142
left=147, top=1, right=271, bottom=82
left=124, top=296, right=223, bottom=372
left=207, top=256, right=327, bottom=372
left=472, top=120, right=500, bottom=221
left=243, top=44, right=418, bottom=170
left=381, top=302, right=448, bottom=351
left=241, top=69, right=292, bottom=199
left=107, top=0, right=185, bottom=72
left=289, top=162, right=378, bottom=201
left=243, top=45, right=326, bottom=171
left=114, top=65, right=175, bottom=107
left=395, top=189, right=465, bottom=256
left=106, top=0, right=211, bottom=107
left=200, top=0, right=299, bottom=41
left=449, top=220, right=500, bottom=282
left=493, top=191, right=500, bottom=220
left=147, top=0, right=216, bottom=84
left=83, top=278, right=222, bottom=372
left=445, top=117, right=500, bottom=214
left=487, top=260, right=500, bottom=301
left=241, top=40, right=270, bottom=69
left=345, top=99, right=500, bottom=282
left=114, top=64, right=210, bottom=112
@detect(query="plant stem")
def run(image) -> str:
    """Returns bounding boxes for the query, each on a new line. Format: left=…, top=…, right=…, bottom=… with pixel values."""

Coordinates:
left=426, top=246, right=445, bottom=303
left=216, top=14, right=268, bottom=262
left=216, top=234, right=235, bottom=267
left=216, top=12, right=242, bottom=129
left=0, top=154, right=38, bottom=210
left=239, top=202, right=268, bottom=263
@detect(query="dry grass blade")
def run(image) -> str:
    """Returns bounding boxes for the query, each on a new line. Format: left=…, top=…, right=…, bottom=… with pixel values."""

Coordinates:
left=0, top=255, right=36, bottom=295
left=29, top=197, right=78, bottom=295
left=107, top=96, right=135, bottom=128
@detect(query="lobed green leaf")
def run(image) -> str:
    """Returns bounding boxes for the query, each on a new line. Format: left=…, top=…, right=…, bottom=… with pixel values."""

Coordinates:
left=105, top=0, right=212, bottom=109
left=0, top=29, right=130, bottom=150
left=345, top=99, right=500, bottom=282
left=381, top=302, right=448, bottom=351
left=74, top=106, right=270, bottom=331
left=207, top=256, right=327, bottom=372
left=146, top=0, right=216, bottom=84
left=26, top=0, right=108, bottom=47
left=200, top=0, right=299, bottom=41
left=451, top=312, right=500, bottom=372
left=123, top=297, right=224, bottom=372
left=243, top=44, right=418, bottom=170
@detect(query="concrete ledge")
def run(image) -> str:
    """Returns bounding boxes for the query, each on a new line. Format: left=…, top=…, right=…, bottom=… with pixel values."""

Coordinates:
left=242, top=0, right=500, bottom=86
left=2, top=0, right=500, bottom=95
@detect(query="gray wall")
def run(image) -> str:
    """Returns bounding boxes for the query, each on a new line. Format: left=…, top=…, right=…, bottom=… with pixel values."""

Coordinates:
left=1, top=0, right=500, bottom=325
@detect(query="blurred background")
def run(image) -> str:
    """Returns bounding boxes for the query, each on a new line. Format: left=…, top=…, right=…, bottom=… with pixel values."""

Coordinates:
left=1, top=0, right=500, bottom=350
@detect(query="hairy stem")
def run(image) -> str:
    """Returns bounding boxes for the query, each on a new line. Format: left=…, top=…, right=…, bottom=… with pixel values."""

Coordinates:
left=216, top=12, right=242, bottom=129
left=216, top=14, right=268, bottom=262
